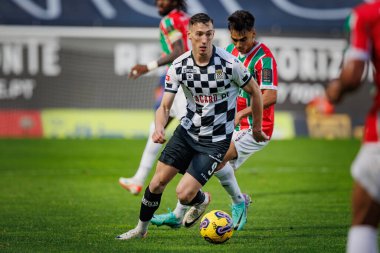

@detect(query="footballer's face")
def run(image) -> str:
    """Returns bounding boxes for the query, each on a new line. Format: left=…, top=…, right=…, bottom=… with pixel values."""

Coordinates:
left=189, top=21, right=215, bottom=58
left=230, top=28, right=256, bottom=54
left=155, top=0, right=176, bottom=16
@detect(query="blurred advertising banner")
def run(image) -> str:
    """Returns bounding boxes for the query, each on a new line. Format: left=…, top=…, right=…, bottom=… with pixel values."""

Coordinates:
left=0, top=27, right=371, bottom=111
left=39, top=109, right=293, bottom=140
left=0, top=110, right=42, bottom=137
left=0, top=27, right=372, bottom=138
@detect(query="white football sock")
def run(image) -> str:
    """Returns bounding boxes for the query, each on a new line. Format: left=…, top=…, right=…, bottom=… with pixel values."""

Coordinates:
left=347, top=225, right=378, bottom=253
left=214, top=162, right=244, bottom=204
left=136, top=219, right=150, bottom=233
left=172, top=200, right=188, bottom=220
left=133, top=122, right=162, bottom=184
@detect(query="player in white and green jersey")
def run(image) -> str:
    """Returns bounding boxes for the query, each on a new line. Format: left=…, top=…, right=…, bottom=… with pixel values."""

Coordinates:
left=150, top=10, right=277, bottom=231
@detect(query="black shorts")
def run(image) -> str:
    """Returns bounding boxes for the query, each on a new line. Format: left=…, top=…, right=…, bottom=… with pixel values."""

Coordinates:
left=158, top=125, right=230, bottom=185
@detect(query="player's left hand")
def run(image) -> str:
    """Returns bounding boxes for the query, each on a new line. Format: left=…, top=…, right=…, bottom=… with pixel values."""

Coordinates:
left=129, top=64, right=149, bottom=79
left=252, top=128, right=269, bottom=143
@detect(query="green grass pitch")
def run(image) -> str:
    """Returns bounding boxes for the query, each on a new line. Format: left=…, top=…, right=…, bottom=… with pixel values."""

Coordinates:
left=0, top=138, right=375, bottom=252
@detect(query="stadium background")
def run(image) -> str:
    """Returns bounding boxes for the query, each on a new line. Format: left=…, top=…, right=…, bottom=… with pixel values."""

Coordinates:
left=0, top=0, right=369, bottom=140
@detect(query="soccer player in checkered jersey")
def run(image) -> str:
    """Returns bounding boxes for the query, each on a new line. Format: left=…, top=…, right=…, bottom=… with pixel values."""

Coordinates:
left=150, top=10, right=277, bottom=231
left=326, top=1, right=380, bottom=252
left=119, top=0, right=189, bottom=195
left=116, top=13, right=267, bottom=240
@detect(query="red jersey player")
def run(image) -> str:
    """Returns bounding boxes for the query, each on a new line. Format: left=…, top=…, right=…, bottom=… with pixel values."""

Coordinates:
left=326, top=1, right=380, bottom=252
left=225, top=24, right=277, bottom=138
left=214, top=10, right=277, bottom=231
left=119, top=0, right=189, bottom=195
left=129, top=0, right=189, bottom=79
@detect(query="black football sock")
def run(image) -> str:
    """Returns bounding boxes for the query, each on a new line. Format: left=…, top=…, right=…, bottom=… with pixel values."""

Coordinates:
left=186, top=190, right=205, bottom=206
left=139, top=186, right=162, bottom=222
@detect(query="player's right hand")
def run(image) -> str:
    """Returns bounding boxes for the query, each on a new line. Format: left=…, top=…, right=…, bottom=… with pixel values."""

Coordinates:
left=326, top=79, right=343, bottom=104
left=152, top=127, right=166, bottom=144
left=252, top=128, right=269, bottom=143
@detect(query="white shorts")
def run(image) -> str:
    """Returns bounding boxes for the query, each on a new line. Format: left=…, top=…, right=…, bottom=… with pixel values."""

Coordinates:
left=351, top=142, right=380, bottom=203
left=169, top=86, right=187, bottom=120
left=229, top=128, right=269, bottom=170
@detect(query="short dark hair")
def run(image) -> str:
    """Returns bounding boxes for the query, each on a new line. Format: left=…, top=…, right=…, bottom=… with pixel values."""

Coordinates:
left=228, top=10, right=255, bottom=32
left=190, top=13, right=213, bottom=26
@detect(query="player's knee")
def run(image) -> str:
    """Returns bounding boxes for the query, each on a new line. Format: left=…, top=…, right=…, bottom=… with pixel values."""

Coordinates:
left=352, top=206, right=379, bottom=226
left=148, top=181, right=163, bottom=194
left=149, top=176, right=167, bottom=193
left=351, top=182, right=380, bottom=226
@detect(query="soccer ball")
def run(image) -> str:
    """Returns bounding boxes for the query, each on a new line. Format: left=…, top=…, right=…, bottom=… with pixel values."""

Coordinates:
left=199, top=210, right=233, bottom=244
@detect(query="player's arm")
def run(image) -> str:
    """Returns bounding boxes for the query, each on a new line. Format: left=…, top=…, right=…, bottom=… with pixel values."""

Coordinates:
left=326, top=9, right=368, bottom=104
left=235, top=89, right=277, bottom=126
left=263, top=89, right=277, bottom=108
left=153, top=64, right=179, bottom=143
left=158, top=40, right=186, bottom=66
left=241, top=79, right=268, bottom=142
left=129, top=40, right=186, bottom=79
left=153, top=92, right=176, bottom=144
left=326, top=60, right=365, bottom=103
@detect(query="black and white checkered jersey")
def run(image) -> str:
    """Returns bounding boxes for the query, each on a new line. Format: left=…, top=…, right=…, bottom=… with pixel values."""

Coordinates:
left=165, top=46, right=252, bottom=143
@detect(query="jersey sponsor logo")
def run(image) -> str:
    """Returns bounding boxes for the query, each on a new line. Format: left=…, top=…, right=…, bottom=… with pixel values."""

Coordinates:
left=215, top=69, right=224, bottom=81
left=262, top=69, right=272, bottom=83
left=194, top=94, right=218, bottom=104
left=166, top=75, right=170, bottom=81
left=221, top=92, right=230, bottom=99
left=181, top=117, right=192, bottom=130
left=194, top=92, right=229, bottom=104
